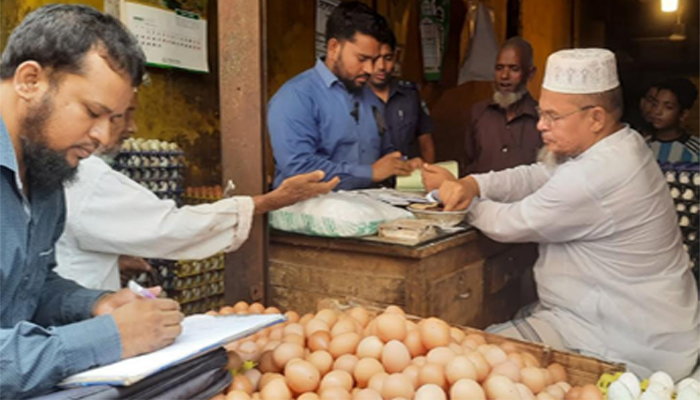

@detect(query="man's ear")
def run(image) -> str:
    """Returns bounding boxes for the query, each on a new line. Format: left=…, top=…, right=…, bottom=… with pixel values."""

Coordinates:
left=527, top=65, right=537, bottom=81
left=327, top=38, right=340, bottom=59
left=589, top=107, right=606, bottom=133
left=679, top=109, right=689, bottom=125
left=13, top=61, right=49, bottom=101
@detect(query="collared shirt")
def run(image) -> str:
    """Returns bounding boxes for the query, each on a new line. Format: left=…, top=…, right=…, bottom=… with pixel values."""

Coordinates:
left=55, top=155, right=255, bottom=291
left=469, top=126, right=699, bottom=380
left=465, top=93, right=542, bottom=174
left=0, top=116, right=121, bottom=398
left=379, top=80, right=433, bottom=159
left=268, top=59, right=393, bottom=190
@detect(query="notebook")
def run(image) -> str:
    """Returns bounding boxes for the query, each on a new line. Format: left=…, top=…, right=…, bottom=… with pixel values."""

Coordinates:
left=58, top=313, right=286, bottom=388
left=395, top=160, right=459, bottom=192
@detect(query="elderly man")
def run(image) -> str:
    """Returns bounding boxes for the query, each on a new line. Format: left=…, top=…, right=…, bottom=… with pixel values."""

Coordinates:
left=438, top=49, right=699, bottom=379
left=56, top=94, right=337, bottom=291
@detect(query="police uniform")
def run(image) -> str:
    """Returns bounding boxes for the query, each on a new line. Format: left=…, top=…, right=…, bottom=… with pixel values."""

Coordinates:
left=380, top=80, right=433, bottom=159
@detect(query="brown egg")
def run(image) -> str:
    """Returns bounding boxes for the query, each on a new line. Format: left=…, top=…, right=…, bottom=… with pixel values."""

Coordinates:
left=382, top=373, right=415, bottom=400
left=508, top=353, right=525, bottom=369
left=461, top=338, right=481, bottom=351
left=315, top=309, right=339, bottom=327
left=465, top=333, right=487, bottom=346
left=516, top=383, right=537, bottom=400
left=260, top=377, right=291, bottom=400
left=308, top=331, right=332, bottom=352
left=227, top=351, right=244, bottom=371
left=537, top=392, right=557, bottom=400
left=367, top=372, right=389, bottom=394
left=500, top=341, right=520, bottom=354
left=415, top=383, right=447, bottom=400
left=556, top=382, right=572, bottom=394
left=542, top=368, right=554, bottom=386
left=269, top=328, right=284, bottom=341
left=226, top=390, right=252, bottom=400
left=403, top=330, right=427, bottom=358
left=376, top=313, right=407, bottom=342
left=332, top=318, right=360, bottom=337
left=384, top=305, right=406, bottom=315
left=465, top=351, right=491, bottom=382
left=411, top=356, right=428, bottom=367
left=419, top=318, right=451, bottom=350
left=449, top=342, right=466, bottom=355
left=481, top=345, right=509, bottom=367
left=564, top=386, right=582, bottom=400
left=251, top=393, right=261, bottom=400
left=299, top=313, right=315, bottom=326
left=577, top=385, right=603, bottom=400
left=306, top=350, right=334, bottom=376
left=244, top=368, right=262, bottom=391
left=445, top=356, right=478, bottom=385
left=405, top=320, right=418, bottom=332
left=298, top=393, right=320, bottom=400
left=521, top=367, right=547, bottom=394
left=329, top=332, right=361, bottom=358
left=263, top=340, right=281, bottom=352
left=490, top=360, right=522, bottom=382
left=233, top=301, right=249, bottom=312
left=417, top=364, right=447, bottom=390
left=259, top=372, right=285, bottom=389
left=363, top=319, right=378, bottom=337
left=285, top=359, right=320, bottom=394
left=272, top=343, right=305, bottom=369
left=347, top=307, right=370, bottom=328
left=381, top=340, right=412, bottom=373
left=333, top=354, right=359, bottom=374
left=229, top=374, right=254, bottom=394
left=547, top=363, right=568, bottom=383
left=319, top=370, right=354, bottom=392
left=521, top=352, right=541, bottom=368
left=264, top=306, right=281, bottom=314
left=237, top=341, right=261, bottom=363
left=305, top=319, right=331, bottom=337
left=356, top=336, right=384, bottom=359
left=483, top=375, right=520, bottom=400
left=353, top=388, right=383, bottom=400
left=249, top=303, right=265, bottom=314
left=451, top=327, right=467, bottom=343
left=221, top=306, right=236, bottom=315
left=353, top=357, right=385, bottom=388
left=319, top=387, right=352, bottom=400
left=258, top=351, right=281, bottom=373
left=282, top=334, right=305, bottom=347
left=451, top=378, right=486, bottom=400
left=545, top=384, right=566, bottom=400
left=284, top=310, right=300, bottom=323
left=283, top=323, right=304, bottom=337
left=426, top=346, right=456, bottom=367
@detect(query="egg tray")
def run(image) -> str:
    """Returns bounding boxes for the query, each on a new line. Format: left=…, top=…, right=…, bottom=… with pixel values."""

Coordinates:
left=171, top=281, right=225, bottom=305
left=662, top=162, right=700, bottom=186
left=596, top=372, right=680, bottom=400
left=181, top=295, right=225, bottom=316
left=114, top=153, right=185, bottom=169
left=173, top=253, right=225, bottom=277
left=120, top=168, right=183, bottom=182
left=172, top=270, right=224, bottom=291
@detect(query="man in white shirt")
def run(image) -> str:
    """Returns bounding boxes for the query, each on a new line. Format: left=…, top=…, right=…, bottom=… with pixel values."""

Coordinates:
left=55, top=95, right=338, bottom=291
left=438, top=49, right=699, bottom=379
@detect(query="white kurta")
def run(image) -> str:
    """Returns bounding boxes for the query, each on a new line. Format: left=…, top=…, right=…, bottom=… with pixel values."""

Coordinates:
left=469, top=126, right=699, bottom=380
left=55, top=156, right=255, bottom=291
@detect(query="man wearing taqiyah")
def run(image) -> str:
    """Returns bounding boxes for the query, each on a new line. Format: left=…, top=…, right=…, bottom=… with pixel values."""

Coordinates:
left=437, top=48, right=699, bottom=380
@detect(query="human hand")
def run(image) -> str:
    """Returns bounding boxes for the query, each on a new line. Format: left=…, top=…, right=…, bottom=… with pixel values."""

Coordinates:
left=372, top=151, right=413, bottom=182
left=407, top=157, right=424, bottom=170
left=118, top=256, right=152, bottom=287
left=439, top=176, right=480, bottom=211
left=254, top=170, right=339, bottom=214
left=112, top=298, right=184, bottom=358
left=93, top=286, right=162, bottom=316
left=421, top=163, right=457, bottom=192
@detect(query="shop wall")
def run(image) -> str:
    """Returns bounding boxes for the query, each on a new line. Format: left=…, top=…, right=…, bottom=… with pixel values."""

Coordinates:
left=1, top=0, right=222, bottom=186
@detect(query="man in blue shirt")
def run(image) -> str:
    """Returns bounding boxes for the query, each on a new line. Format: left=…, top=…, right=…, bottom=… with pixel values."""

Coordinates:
left=0, top=5, right=184, bottom=397
left=268, top=2, right=417, bottom=191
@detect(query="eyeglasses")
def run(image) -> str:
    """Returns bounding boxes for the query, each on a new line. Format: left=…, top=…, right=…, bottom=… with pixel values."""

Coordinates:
left=536, top=105, right=596, bottom=125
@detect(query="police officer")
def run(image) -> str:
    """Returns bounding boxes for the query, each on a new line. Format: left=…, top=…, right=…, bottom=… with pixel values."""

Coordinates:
left=370, top=29, right=436, bottom=163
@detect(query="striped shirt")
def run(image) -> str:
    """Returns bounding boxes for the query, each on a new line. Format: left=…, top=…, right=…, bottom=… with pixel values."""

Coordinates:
left=648, top=132, right=700, bottom=163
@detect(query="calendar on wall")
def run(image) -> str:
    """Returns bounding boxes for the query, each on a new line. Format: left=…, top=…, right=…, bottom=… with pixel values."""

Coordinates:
left=120, top=0, right=209, bottom=73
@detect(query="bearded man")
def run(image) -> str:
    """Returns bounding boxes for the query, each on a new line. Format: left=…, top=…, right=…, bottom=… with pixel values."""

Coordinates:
left=268, top=1, right=416, bottom=191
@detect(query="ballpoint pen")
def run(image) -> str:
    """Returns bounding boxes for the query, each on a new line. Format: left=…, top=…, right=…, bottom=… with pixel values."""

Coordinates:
left=128, top=280, right=157, bottom=299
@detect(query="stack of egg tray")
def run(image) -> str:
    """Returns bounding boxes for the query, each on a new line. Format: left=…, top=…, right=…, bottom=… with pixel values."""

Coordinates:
left=661, top=162, right=699, bottom=288
left=183, top=185, right=223, bottom=205
left=112, top=138, right=185, bottom=206
left=144, top=253, right=226, bottom=315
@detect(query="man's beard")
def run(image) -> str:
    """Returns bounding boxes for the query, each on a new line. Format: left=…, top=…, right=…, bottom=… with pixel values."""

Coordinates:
left=21, top=94, right=78, bottom=192
left=537, top=146, right=567, bottom=169
left=492, top=83, right=528, bottom=109
left=333, top=52, right=369, bottom=94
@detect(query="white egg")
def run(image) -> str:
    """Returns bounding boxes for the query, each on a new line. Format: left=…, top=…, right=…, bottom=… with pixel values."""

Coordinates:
left=639, top=387, right=668, bottom=400
left=607, top=381, right=636, bottom=400
left=617, top=372, right=641, bottom=399
left=677, top=378, right=700, bottom=394
left=676, top=386, right=700, bottom=400
left=648, top=372, right=674, bottom=398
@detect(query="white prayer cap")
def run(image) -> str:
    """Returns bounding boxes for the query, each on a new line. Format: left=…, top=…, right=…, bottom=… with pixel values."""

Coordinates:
left=542, top=48, right=619, bottom=94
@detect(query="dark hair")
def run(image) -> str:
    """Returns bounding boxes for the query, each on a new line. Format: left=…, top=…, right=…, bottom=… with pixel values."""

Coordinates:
left=378, top=25, right=397, bottom=51
left=501, top=36, right=534, bottom=69
left=656, top=78, right=698, bottom=111
left=0, top=4, right=146, bottom=87
left=577, top=85, right=625, bottom=122
left=325, top=1, right=388, bottom=45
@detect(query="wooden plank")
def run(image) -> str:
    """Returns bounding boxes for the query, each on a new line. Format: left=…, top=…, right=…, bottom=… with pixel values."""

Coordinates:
left=427, top=260, right=484, bottom=327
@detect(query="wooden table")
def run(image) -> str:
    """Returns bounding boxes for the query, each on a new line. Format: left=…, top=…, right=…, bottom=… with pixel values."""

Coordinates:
left=268, top=229, right=537, bottom=329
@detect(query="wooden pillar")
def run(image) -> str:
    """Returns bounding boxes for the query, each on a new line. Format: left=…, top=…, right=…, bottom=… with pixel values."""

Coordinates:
left=218, top=0, right=268, bottom=304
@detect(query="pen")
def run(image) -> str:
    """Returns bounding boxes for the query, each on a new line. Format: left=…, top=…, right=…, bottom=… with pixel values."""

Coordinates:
left=128, top=280, right=157, bottom=299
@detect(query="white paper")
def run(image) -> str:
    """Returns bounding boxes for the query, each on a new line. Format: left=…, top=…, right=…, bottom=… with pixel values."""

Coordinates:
left=59, top=313, right=285, bottom=387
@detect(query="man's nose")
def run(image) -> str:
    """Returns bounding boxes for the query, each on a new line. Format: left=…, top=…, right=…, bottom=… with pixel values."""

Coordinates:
left=89, top=118, right=112, bottom=147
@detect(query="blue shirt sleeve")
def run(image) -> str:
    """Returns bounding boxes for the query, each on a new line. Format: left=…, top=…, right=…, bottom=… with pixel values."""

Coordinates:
left=0, top=316, right=121, bottom=398
left=33, top=269, right=112, bottom=326
left=268, top=87, right=373, bottom=190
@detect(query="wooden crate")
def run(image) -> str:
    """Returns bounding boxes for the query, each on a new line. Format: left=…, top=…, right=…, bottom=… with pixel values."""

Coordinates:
left=318, top=297, right=626, bottom=387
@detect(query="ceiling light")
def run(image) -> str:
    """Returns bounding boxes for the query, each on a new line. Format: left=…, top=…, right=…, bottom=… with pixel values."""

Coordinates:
left=661, top=0, right=679, bottom=13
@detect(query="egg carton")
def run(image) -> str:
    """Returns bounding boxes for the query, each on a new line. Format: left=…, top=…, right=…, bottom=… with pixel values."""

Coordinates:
left=172, top=270, right=224, bottom=291
left=174, top=253, right=225, bottom=277
left=171, top=281, right=225, bottom=305
left=114, top=153, right=185, bottom=169
left=121, top=168, right=183, bottom=181
left=181, top=295, right=225, bottom=316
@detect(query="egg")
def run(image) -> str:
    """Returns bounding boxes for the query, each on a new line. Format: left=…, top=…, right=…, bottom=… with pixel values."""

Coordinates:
left=260, top=378, right=291, bottom=400
left=284, top=359, right=320, bottom=394
left=225, top=390, right=252, bottom=400
left=522, top=352, right=541, bottom=368
left=401, top=364, right=420, bottom=388
left=547, top=363, right=567, bottom=383
left=319, top=387, right=352, bottom=400
left=648, top=372, right=674, bottom=398
left=316, top=309, right=339, bottom=327
left=415, top=383, right=447, bottom=400
left=445, top=356, right=478, bottom=384
left=381, top=340, right=412, bottom=373
left=500, top=341, right=520, bottom=354
left=642, top=385, right=672, bottom=400
left=449, top=342, right=466, bottom=355
left=556, top=382, right=572, bottom=393
left=564, top=386, right=582, bottom=400
left=356, top=336, right=384, bottom=359
left=677, top=385, right=700, bottom=400
left=269, top=328, right=284, bottom=341
left=272, top=343, right=305, bottom=369
left=333, top=354, right=359, bottom=374
left=482, top=345, right=509, bottom=367
left=544, top=384, right=566, bottom=400
left=308, top=331, right=332, bottom=352
left=251, top=393, right=261, bottom=400
left=264, top=306, right=281, bottom=314
left=403, top=330, right=427, bottom=358
left=412, top=356, right=428, bottom=367
left=483, top=375, right=520, bottom=400
left=347, top=307, right=370, bottom=328
left=521, top=367, right=546, bottom=394
left=490, top=360, right=522, bottom=382
left=451, top=378, right=486, bottom=400
left=353, top=357, right=385, bottom=388
left=283, top=323, right=304, bottom=337
left=299, top=313, right=315, bottom=326
left=352, top=388, right=383, bottom=400
left=462, top=338, right=481, bottom=351
left=537, top=392, right=558, bottom=400
left=466, top=333, right=487, bottom=345
left=243, top=368, right=262, bottom=391
left=284, top=310, right=300, bottom=323
left=451, top=328, right=467, bottom=343
left=517, top=383, right=538, bottom=400
left=305, top=319, right=331, bottom=337
left=260, top=372, right=285, bottom=389
left=227, top=351, right=244, bottom=371
left=258, top=350, right=280, bottom=373
left=508, top=353, right=526, bottom=369
left=607, top=380, right=636, bottom=400
left=249, top=303, right=265, bottom=314
left=229, top=374, right=254, bottom=394
left=319, top=370, right=354, bottom=392
left=367, top=372, right=389, bottom=394
left=306, top=350, right=334, bottom=376
left=676, top=378, right=700, bottom=394
left=465, top=351, right=491, bottom=382
left=382, top=373, right=415, bottom=400
left=417, top=364, right=447, bottom=390
left=329, top=332, right=361, bottom=358
left=419, top=318, right=451, bottom=350
left=238, top=341, right=261, bottom=362
left=376, top=313, right=407, bottom=342
left=298, top=393, right=320, bottom=400
left=426, top=346, right=456, bottom=367
left=282, top=334, right=305, bottom=347
left=542, top=368, right=554, bottom=386
left=578, top=384, right=604, bottom=400
left=332, top=318, right=360, bottom=337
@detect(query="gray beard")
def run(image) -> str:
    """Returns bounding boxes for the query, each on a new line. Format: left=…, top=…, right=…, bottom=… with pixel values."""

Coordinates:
left=537, top=146, right=567, bottom=169
left=492, top=87, right=527, bottom=109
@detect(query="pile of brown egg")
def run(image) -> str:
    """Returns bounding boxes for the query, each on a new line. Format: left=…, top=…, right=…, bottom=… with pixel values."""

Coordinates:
left=207, top=302, right=606, bottom=400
